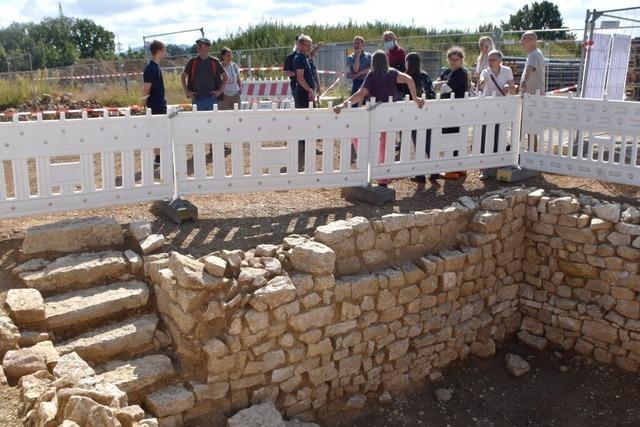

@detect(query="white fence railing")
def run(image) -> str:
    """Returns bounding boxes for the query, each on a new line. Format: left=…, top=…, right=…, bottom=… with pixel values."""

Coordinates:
left=172, top=105, right=369, bottom=195
left=1, top=95, right=639, bottom=219
left=0, top=110, right=173, bottom=218
left=520, top=95, right=640, bottom=186
left=369, top=96, right=521, bottom=180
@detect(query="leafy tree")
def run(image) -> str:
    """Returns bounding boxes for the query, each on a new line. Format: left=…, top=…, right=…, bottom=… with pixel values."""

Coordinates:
left=165, top=44, right=188, bottom=57
left=70, top=19, right=115, bottom=60
left=477, top=23, right=498, bottom=33
left=501, top=1, right=572, bottom=40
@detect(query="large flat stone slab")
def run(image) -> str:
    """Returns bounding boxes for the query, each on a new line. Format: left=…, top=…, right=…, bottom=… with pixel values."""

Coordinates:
left=44, top=281, right=149, bottom=330
left=19, top=251, right=129, bottom=294
left=22, top=217, right=124, bottom=255
left=98, top=354, right=174, bottom=394
left=56, top=314, right=157, bottom=362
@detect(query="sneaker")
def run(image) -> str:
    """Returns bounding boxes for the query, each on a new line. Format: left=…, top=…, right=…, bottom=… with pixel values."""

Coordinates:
left=378, top=182, right=388, bottom=188
left=411, top=175, right=426, bottom=183
left=154, top=155, right=161, bottom=166
left=428, top=174, right=440, bottom=181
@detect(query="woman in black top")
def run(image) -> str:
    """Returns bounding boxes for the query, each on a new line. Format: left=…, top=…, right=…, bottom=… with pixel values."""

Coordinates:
left=403, top=53, right=437, bottom=182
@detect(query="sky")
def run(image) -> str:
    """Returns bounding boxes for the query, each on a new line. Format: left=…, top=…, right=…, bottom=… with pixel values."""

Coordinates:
left=0, top=0, right=637, bottom=51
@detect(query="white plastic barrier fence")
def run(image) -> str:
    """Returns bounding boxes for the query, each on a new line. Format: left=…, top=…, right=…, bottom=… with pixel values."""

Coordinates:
left=369, top=95, right=521, bottom=180
left=0, top=110, right=173, bottom=218
left=520, top=94, right=640, bottom=186
left=171, top=104, right=370, bottom=195
left=3, top=94, right=640, bottom=220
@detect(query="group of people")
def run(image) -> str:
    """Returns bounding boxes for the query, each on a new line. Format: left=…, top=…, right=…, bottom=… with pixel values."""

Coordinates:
left=141, top=30, right=545, bottom=180
left=331, top=30, right=546, bottom=182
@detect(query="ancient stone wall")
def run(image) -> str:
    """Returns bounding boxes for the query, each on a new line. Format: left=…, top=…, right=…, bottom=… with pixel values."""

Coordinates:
left=144, top=188, right=530, bottom=423
left=518, top=191, right=640, bottom=372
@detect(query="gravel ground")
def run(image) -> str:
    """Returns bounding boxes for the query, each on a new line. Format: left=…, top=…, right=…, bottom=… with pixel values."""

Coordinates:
left=333, top=339, right=640, bottom=427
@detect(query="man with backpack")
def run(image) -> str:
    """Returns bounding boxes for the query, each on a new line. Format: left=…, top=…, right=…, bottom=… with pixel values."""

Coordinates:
left=181, top=37, right=228, bottom=111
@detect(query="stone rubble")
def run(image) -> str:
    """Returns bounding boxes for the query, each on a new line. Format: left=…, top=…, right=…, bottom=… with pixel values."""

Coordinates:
left=505, top=353, right=530, bottom=377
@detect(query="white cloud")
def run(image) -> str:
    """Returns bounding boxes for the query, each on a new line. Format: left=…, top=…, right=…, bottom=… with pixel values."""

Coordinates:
left=0, top=0, right=637, bottom=49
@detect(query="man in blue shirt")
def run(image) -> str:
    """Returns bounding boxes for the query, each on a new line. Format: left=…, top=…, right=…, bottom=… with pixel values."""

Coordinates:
left=293, top=35, right=316, bottom=109
left=347, top=36, right=372, bottom=104
left=142, top=40, right=167, bottom=165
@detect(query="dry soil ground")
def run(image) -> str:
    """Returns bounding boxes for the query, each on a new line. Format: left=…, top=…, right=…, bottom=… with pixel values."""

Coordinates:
left=1, top=172, right=639, bottom=426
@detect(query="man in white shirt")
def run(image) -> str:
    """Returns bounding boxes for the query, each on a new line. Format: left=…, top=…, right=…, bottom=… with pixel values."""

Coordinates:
left=519, top=31, right=546, bottom=95
left=477, top=49, right=515, bottom=180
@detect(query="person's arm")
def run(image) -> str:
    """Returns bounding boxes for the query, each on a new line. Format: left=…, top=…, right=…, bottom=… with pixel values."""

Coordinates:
left=296, top=69, right=313, bottom=94
left=310, top=42, right=324, bottom=58
left=142, top=83, right=151, bottom=106
left=236, top=68, right=242, bottom=92
left=396, top=72, right=425, bottom=108
left=506, top=79, right=516, bottom=95
left=352, top=52, right=361, bottom=74
left=333, top=86, right=370, bottom=114
left=181, top=71, right=194, bottom=98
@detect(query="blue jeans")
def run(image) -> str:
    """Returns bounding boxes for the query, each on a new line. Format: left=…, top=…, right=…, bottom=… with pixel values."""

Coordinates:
left=193, top=95, right=217, bottom=111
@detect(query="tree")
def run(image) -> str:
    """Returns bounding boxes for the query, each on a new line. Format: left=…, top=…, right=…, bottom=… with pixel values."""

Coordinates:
left=501, top=1, right=572, bottom=40
left=70, top=19, right=115, bottom=60
left=165, top=44, right=188, bottom=57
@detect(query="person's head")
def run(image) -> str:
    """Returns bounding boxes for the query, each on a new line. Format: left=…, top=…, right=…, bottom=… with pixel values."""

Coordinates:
left=353, top=36, right=365, bottom=52
left=382, top=31, right=397, bottom=50
left=149, top=40, right=166, bottom=61
left=297, top=34, right=312, bottom=55
left=487, top=49, right=503, bottom=72
left=447, top=46, right=465, bottom=70
left=221, top=47, right=233, bottom=64
left=478, top=36, right=494, bottom=56
left=520, top=31, right=538, bottom=52
left=371, top=50, right=389, bottom=74
left=405, top=52, right=421, bottom=77
left=195, top=37, right=211, bottom=58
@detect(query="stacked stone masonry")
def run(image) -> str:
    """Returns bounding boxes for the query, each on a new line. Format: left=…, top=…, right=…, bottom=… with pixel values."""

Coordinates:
left=142, top=189, right=529, bottom=424
left=7, top=187, right=640, bottom=426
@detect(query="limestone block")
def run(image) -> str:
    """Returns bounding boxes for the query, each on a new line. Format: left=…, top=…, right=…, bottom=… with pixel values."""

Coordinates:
left=593, top=203, right=620, bottom=223
left=315, top=220, right=354, bottom=246
left=63, top=395, right=121, bottom=427
left=469, top=211, right=503, bottom=234
left=1, top=348, right=47, bottom=380
left=53, top=351, right=95, bottom=380
left=22, top=217, right=123, bottom=255
left=505, top=353, right=530, bottom=377
left=227, top=402, right=285, bottom=427
left=129, top=221, right=153, bottom=241
left=254, top=276, right=297, bottom=309
left=381, top=213, right=416, bottom=233
left=290, top=242, right=336, bottom=275
left=5, top=288, right=44, bottom=324
left=140, top=234, right=166, bottom=255
left=289, top=306, right=334, bottom=332
left=145, top=385, right=196, bottom=418
left=204, top=256, right=227, bottom=277
left=255, top=244, right=279, bottom=258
